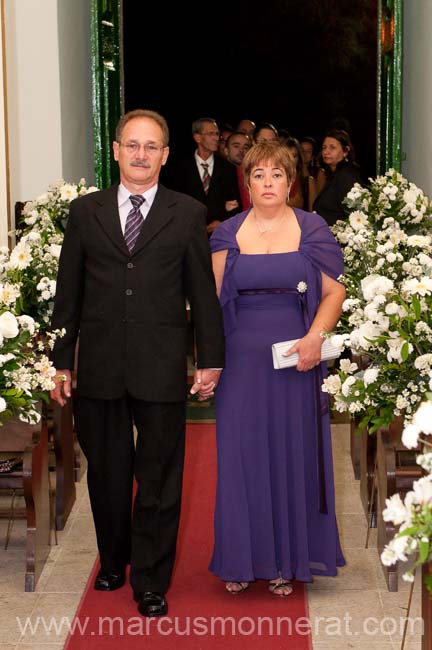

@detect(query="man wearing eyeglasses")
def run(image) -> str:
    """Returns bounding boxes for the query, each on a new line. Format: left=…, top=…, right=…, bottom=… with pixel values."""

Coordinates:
left=50, top=109, right=224, bottom=618
left=164, top=117, right=241, bottom=234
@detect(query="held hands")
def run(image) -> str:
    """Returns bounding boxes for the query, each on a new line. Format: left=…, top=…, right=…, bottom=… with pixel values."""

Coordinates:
left=190, top=368, right=222, bottom=401
left=283, top=332, right=323, bottom=372
left=50, top=369, right=72, bottom=406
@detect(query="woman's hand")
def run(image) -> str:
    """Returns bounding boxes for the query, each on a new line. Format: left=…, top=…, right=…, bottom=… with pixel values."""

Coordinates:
left=283, top=332, right=323, bottom=372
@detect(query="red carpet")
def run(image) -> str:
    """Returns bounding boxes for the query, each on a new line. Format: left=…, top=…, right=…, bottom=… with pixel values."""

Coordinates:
left=65, top=424, right=312, bottom=649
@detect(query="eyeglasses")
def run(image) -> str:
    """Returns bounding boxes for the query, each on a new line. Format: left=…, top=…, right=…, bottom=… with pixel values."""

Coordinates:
left=119, top=142, right=166, bottom=155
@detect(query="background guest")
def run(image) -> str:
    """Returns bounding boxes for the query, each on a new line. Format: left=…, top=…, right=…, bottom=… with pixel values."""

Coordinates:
left=313, top=129, right=362, bottom=226
left=164, top=117, right=241, bottom=234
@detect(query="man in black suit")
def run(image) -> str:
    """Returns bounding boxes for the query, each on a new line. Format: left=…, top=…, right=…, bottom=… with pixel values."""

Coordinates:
left=164, top=117, right=241, bottom=234
left=50, top=109, right=224, bottom=617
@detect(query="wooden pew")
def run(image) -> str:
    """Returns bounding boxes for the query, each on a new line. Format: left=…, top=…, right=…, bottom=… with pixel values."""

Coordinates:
left=0, top=416, right=50, bottom=591
left=350, top=417, right=362, bottom=480
left=45, top=399, right=76, bottom=531
left=350, top=353, right=370, bottom=481
left=360, top=428, right=377, bottom=527
left=376, top=419, right=423, bottom=591
left=423, top=564, right=432, bottom=649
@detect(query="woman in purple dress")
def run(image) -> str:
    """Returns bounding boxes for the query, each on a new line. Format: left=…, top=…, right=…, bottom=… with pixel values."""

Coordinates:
left=208, top=142, right=346, bottom=596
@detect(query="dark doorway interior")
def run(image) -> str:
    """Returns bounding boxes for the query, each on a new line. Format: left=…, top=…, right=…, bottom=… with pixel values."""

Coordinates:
left=123, top=0, right=377, bottom=179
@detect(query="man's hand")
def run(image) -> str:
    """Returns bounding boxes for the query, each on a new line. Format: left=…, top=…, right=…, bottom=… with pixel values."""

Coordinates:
left=50, top=369, right=72, bottom=406
left=225, top=200, right=239, bottom=212
left=190, top=368, right=222, bottom=401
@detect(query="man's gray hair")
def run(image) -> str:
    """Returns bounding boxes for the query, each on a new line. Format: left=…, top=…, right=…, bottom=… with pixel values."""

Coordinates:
left=192, top=117, right=218, bottom=136
left=115, top=109, right=169, bottom=146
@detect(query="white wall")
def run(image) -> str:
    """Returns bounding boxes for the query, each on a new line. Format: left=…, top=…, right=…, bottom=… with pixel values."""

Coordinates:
left=0, top=0, right=10, bottom=245
left=57, top=0, right=94, bottom=185
left=5, top=0, right=63, bottom=207
left=402, top=1, right=432, bottom=196
left=3, top=0, right=94, bottom=223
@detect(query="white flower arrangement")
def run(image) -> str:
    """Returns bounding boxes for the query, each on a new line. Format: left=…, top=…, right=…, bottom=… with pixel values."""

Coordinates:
left=0, top=307, right=63, bottom=424
left=0, top=178, right=95, bottom=424
left=2, top=178, right=97, bottom=328
left=324, top=169, right=432, bottom=433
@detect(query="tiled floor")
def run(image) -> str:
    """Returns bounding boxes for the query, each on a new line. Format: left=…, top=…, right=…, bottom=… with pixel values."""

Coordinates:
left=0, top=423, right=422, bottom=649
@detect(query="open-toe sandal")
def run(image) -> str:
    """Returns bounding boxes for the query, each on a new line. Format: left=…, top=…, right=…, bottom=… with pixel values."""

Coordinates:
left=225, top=581, right=249, bottom=594
left=268, top=578, right=293, bottom=597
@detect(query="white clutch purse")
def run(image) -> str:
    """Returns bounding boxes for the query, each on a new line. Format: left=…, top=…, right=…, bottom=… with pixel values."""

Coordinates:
left=272, top=337, right=341, bottom=370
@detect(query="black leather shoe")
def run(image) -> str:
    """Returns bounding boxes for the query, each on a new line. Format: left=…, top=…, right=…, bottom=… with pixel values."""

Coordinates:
left=94, top=570, right=125, bottom=591
left=135, top=591, right=168, bottom=617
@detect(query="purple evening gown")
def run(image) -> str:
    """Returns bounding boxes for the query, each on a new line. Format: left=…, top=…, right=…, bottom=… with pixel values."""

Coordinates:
left=209, top=208, right=345, bottom=583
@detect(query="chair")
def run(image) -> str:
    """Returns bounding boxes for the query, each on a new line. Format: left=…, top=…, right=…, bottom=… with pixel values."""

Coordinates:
left=0, top=415, right=50, bottom=591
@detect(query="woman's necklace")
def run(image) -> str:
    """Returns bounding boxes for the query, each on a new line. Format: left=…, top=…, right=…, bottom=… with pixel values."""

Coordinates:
left=253, top=210, right=287, bottom=236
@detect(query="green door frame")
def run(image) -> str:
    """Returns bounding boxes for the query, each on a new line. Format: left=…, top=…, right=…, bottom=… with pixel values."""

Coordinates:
left=377, top=0, right=403, bottom=174
left=91, top=0, right=123, bottom=188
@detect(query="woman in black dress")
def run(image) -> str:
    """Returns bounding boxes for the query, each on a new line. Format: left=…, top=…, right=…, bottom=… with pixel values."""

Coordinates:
left=313, top=129, right=362, bottom=226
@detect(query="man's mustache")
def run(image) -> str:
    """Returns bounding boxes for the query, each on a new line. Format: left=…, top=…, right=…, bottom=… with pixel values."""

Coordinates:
left=131, top=161, right=151, bottom=168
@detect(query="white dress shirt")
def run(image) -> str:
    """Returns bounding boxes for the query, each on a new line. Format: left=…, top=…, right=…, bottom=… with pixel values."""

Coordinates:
left=195, top=152, right=214, bottom=180
left=117, top=182, right=158, bottom=234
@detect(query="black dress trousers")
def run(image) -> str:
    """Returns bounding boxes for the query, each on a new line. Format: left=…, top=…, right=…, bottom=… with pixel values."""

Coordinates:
left=75, top=395, right=186, bottom=594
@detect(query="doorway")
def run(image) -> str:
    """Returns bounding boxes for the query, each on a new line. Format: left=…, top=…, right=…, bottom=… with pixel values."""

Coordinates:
left=122, top=0, right=377, bottom=179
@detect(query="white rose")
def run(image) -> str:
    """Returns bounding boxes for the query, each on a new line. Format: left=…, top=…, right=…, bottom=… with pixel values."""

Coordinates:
left=0, top=311, right=19, bottom=338
left=381, top=546, right=397, bottom=566
left=412, top=401, right=432, bottom=435
left=341, top=376, right=356, bottom=397
left=382, top=493, right=409, bottom=525
left=418, top=253, right=432, bottom=267
left=0, top=397, right=6, bottom=412
left=412, top=476, right=432, bottom=504
left=363, top=367, right=379, bottom=386
left=361, top=274, right=394, bottom=301
left=385, top=302, right=399, bottom=315
left=401, top=423, right=421, bottom=449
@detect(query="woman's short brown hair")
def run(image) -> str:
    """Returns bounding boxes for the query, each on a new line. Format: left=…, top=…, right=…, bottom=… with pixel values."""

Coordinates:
left=242, top=142, right=296, bottom=187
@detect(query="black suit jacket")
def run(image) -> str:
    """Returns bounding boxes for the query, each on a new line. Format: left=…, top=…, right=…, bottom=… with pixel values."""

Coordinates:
left=163, top=156, right=241, bottom=224
left=51, top=184, right=225, bottom=402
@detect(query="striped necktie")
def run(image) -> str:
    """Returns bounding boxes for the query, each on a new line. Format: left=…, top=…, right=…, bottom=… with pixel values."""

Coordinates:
left=201, top=163, right=211, bottom=194
left=124, top=194, right=145, bottom=252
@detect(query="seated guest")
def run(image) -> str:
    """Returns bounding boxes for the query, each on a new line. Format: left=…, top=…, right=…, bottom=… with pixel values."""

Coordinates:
left=164, top=117, right=241, bottom=234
